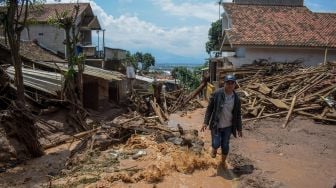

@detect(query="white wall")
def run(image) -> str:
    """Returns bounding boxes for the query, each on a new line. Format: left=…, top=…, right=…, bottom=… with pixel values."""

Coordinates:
left=228, top=47, right=336, bottom=66
left=22, top=24, right=65, bottom=54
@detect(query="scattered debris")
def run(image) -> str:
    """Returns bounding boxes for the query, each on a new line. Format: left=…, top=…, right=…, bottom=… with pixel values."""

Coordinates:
left=227, top=62, right=336, bottom=126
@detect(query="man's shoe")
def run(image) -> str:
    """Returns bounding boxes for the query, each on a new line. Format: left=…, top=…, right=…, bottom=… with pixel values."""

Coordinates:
left=210, top=148, right=217, bottom=158
left=221, top=155, right=228, bottom=169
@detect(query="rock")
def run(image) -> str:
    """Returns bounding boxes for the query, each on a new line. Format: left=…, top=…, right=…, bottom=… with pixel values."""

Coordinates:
left=132, top=150, right=147, bottom=160
left=167, top=137, right=184, bottom=146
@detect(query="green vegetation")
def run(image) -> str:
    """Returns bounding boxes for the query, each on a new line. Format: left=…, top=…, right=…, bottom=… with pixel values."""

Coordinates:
left=205, top=19, right=222, bottom=54
left=171, top=61, right=208, bottom=91
left=125, top=51, right=156, bottom=71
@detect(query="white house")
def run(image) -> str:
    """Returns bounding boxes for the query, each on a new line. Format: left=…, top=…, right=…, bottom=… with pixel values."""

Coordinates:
left=220, top=0, right=336, bottom=66
left=20, top=3, right=101, bottom=57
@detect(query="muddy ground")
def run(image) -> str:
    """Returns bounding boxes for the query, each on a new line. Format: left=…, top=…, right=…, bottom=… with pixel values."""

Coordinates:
left=170, top=108, right=336, bottom=188
left=0, top=104, right=335, bottom=188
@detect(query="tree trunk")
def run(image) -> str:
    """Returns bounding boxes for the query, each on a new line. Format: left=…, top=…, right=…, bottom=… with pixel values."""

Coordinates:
left=6, top=1, right=25, bottom=103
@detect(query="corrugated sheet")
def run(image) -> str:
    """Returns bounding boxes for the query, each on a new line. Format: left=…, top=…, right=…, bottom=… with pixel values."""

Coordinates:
left=6, top=66, right=63, bottom=96
left=35, top=62, right=125, bottom=81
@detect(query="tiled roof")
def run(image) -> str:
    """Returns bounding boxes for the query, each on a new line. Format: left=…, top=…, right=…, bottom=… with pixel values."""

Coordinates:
left=0, top=38, right=65, bottom=63
left=223, top=3, right=336, bottom=48
left=27, top=3, right=90, bottom=23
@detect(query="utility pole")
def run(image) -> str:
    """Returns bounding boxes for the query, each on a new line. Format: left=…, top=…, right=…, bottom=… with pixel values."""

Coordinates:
left=103, top=29, right=105, bottom=59
left=97, top=30, right=100, bottom=57
left=218, top=0, right=222, bottom=20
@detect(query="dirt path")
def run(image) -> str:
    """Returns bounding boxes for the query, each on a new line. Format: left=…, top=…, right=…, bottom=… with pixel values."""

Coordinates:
left=171, top=107, right=336, bottom=188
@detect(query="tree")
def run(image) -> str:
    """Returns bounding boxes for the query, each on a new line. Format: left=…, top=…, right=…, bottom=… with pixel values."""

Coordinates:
left=1, top=0, right=33, bottom=103
left=134, top=51, right=143, bottom=64
left=142, top=53, right=155, bottom=71
left=48, top=4, right=89, bottom=131
left=125, top=51, right=156, bottom=71
left=0, top=0, right=44, bottom=157
left=205, top=19, right=222, bottom=54
left=125, top=50, right=137, bottom=71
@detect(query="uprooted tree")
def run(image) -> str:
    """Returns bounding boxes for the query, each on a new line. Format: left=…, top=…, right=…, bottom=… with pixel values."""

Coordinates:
left=48, top=4, right=90, bottom=131
left=0, top=0, right=44, bottom=157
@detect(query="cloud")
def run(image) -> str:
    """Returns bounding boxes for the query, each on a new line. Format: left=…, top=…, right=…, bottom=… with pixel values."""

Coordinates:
left=152, top=0, right=220, bottom=22
left=45, top=0, right=211, bottom=59
left=92, top=4, right=209, bottom=56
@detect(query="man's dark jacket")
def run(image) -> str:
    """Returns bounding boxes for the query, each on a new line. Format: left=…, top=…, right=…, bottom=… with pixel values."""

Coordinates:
left=203, top=88, right=242, bottom=137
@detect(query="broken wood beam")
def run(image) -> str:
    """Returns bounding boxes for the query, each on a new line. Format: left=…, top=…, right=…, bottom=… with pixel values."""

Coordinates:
left=243, top=105, right=322, bottom=122
left=282, top=95, right=297, bottom=128
left=150, top=100, right=165, bottom=124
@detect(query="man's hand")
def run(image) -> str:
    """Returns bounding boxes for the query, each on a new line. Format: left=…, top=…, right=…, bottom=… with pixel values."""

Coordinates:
left=238, top=130, right=243, bottom=137
left=200, top=124, right=207, bottom=132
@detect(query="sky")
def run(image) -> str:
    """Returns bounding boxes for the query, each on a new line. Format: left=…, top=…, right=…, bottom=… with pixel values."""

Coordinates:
left=47, top=0, right=336, bottom=65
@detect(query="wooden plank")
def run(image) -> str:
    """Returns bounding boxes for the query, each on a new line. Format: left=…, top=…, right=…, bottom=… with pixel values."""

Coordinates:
left=268, top=98, right=290, bottom=110
left=282, top=95, right=297, bottom=128
left=258, top=83, right=272, bottom=95
left=243, top=105, right=322, bottom=122
left=150, top=100, right=165, bottom=124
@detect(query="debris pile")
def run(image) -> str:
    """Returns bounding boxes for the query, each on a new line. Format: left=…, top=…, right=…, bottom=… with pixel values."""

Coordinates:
left=130, top=77, right=208, bottom=121
left=49, top=113, right=213, bottom=186
left=233, top=62, right=336, bottom=126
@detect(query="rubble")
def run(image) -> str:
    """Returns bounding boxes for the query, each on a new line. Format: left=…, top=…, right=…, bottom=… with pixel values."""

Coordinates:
left=232, top=61, right=336, bottom=126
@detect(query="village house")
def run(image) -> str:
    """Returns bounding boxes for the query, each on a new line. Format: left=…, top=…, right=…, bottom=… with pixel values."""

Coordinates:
left=19, top=3, right=101, bottom=58
left=0, top=3, right=127, bottom=72
left=0, top=38, right=127, bottom=110
left=220, top=0, right=336, bottom=67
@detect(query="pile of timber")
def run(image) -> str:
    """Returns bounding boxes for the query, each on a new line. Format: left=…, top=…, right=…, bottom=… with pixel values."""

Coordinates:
left=130, top=77, right=208, bottom=121
left=236, top=63, right=336, bottom=126
left=218, top=59, right=304, bottom=87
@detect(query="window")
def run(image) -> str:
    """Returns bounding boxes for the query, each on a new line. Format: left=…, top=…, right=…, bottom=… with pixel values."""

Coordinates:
left=38, top=33, right=43, bottom=36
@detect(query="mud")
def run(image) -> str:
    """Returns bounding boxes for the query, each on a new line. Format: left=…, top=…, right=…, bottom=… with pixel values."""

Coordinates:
left=0, top=104, right=335, bottom=188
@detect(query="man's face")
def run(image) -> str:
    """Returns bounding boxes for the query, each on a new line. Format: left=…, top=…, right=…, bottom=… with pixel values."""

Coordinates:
left=224, top=80, right=236, bottom=92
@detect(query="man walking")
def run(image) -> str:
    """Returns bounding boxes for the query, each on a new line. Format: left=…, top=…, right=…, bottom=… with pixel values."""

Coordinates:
left=201, top=74, right=242, bottom=168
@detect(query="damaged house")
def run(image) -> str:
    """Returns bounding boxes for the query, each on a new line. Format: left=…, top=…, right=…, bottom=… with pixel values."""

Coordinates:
left=15, top=3, right=127, bottom=72
left=0, top=3, right=129, bottom=110
left=0, top=39, right=127, bottom=110
left=220, top=0, right=336, bottom=66
left=19, top=3, right=101, bottom=58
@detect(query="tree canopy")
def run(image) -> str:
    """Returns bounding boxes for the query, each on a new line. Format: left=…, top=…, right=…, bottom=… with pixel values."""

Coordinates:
left=125, top=51, right=155, bottom=71
left=205, top=19, right=222, bottom=54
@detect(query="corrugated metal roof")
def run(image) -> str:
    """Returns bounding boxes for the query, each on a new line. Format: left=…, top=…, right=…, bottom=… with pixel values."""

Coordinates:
left=136, top=75, right=154, bottom=83
left=35, top=62, right=125, bottom=81
left=6, top=66, right=63, bottom=96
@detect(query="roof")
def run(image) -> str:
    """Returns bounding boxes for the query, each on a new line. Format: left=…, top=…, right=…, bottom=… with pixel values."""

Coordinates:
left=0, top=37, right=66, bottom=63
left=27, top=3, right=89, bottom=23
left=136, top=75, right=154, bottom=83
left=6, top=66, right=63, bottom=96
left=0, top=3, right=101, bottom=30
left=232, top=0, right=304, bottom=6
left=35, top=61, right=125, bottom=81
left=223, top=3, right=336, bottom=48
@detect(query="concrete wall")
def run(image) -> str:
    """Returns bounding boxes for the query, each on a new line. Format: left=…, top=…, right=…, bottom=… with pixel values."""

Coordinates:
left=22, top=25, right=65, bottom=54
left=228, top=47, right=336, bottom=66
left=105, top=48, right=126, bottom=61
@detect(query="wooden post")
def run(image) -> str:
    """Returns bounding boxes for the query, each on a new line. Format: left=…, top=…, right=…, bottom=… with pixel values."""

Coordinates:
left=324, top=47, right=328, bottom=65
